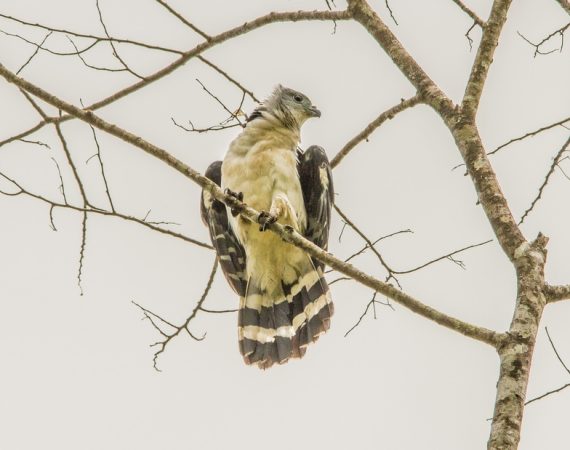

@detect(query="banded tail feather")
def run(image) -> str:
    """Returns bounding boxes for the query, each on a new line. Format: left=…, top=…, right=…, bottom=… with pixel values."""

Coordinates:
left=238, top=260, right=333, bottom=369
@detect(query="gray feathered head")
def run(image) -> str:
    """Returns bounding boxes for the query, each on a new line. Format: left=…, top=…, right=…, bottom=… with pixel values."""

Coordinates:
left=248, top=85, right=320, bottom=130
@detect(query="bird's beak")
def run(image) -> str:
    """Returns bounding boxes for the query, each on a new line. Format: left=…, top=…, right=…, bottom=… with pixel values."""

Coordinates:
left=309, top=105, right=321, bottom=118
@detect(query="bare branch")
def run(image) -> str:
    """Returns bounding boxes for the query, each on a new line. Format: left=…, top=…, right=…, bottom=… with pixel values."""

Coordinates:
left=343, top=229, right=413, bottom=265
left=0, top=170, right=212, bottom=249
left=462, top=0, right=512, bottom=119
left=384, top=1, right=398, bottom=25
left=545, top=327, right=570, bottom=375
left=545, top=283, right=570, bottom=303
left=518, top=23, right=570, bottom=57
left=197, top=56, right=259, bottom=103
left=519, top=135, right=570, bottom=224
left=347, top=0, right=456, bottom=117
left=195, top=78, right=245, bottom=128
left=334, top=203, right=401, bottom=286
left=134, top=258, right=218, bottom=370
left=86, top=124, right=115, bottom=212
left=20, top=138, right=50, bottom=149
left=95, top=0, right=145, bottom=79
left=393, top=240, right=492, bottom=274
left=488, top=116, right=570, bottom=156
left=172, top=117, right=242, bottom=134
left=0, top=64, right=504, bottom=348
left=525, top=327, right=570, bottom=405
left=525, top=383, right=570, bottom=405
left=0, top=13, right=182, bottom=55
left=464, top=21, right=481, bottom=51
left=344, top=292, right=394, bottom=337
left=50, top=156, right=67, bottom=204
left=54, top=122, right=90, bottom=207
left=153, top=0, right=211, bottom=40
left=0, top=8, right=348, bottom=148
left=450, top=0, right=485, bottom=27
left=199, top=307, right=238, bottom=314
left=78, top=212, right=87, bottom=295
left=16, top=30, right=52, bottom=74
left=331, top=95, right=422, bottom=168
left=19, top=88, right=49, bottom=119
left=65, top=35, right=126, bottom=74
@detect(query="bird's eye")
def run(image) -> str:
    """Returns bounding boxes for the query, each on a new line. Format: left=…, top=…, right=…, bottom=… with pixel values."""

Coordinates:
left=293, top=95, right=303, bottom=103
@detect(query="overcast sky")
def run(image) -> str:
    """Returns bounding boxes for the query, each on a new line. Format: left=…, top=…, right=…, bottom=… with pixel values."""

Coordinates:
left=1, top=1, right=569, bottom=449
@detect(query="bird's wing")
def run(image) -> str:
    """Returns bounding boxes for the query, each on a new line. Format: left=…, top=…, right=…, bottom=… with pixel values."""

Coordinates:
left=297, top=145, right=334, bottom=269
left=201, top=161, right=247, bottom=296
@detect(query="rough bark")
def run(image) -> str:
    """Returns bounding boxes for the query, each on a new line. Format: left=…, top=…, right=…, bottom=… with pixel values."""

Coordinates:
left=488, top=235, right=548, bottom=450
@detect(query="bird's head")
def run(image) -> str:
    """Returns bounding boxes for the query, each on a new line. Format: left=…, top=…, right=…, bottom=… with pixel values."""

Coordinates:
left=263, top=85, right=321, bottom=130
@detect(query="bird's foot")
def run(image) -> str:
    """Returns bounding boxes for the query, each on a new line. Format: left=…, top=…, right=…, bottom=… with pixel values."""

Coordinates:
left=257, top=211, right=277, bottom=231
left=224, top=188, right=244, bottom=217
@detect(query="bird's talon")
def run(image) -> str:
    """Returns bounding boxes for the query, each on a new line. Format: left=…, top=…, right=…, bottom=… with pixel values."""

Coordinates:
left=224, top=188, right=244, bottom=217
left=258, top=211, right=277, bottom=231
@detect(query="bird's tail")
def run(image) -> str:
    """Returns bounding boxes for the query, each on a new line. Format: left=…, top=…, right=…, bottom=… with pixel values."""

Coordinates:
left=237, top=260, right=333, bottom=369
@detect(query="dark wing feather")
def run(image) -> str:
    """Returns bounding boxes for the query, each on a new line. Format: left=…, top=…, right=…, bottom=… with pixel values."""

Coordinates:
left=200, top=161, right=247, bottom=296
left=297, top=145, right=334, bottom=269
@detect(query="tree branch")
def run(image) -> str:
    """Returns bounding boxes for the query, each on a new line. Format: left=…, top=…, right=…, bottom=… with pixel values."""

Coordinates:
left=153, top=0, right=211, bottom=40
left=519, top=135, right=570, bottom=224
left=488, top=116, right=570, bottom=156
left=462, top=0, right=512, bottom=119
left=347, top=0, right=456, bottom=118
left=488, top=234, right=549, bottom=450
left=133, top=257, right=217, bottom=370
left=0, top=170, right=212, bottom=249
left=450, top=0, right=485, bottom=27
left=331, top=94, right=422, bottom=168
left=545, top=283, right=570, bottom=303
left=518, top=23, right=570, bottom=57
left=0, top=63, right=504, bottom=349
left=1, top=8, right=349, bottom=148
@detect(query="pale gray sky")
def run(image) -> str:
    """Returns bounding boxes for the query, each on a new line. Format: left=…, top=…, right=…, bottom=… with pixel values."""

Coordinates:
left=1, top=1, right=569, bottom=449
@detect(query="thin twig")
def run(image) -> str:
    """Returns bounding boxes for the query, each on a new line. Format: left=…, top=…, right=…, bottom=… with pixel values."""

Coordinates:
left=153, top=0, right=211, bottom=40
left=78, top=212, right=87, bottom=295
left=384, top=0, right=398, bottom=25
left=450, top=0, right=484, bottom=27
left=0, top=170, right=212, bottom=249
left=197, top=56, right=259, bottom=103
left=54, top=121, right=90, bottom=206
left=199, top=307, right=238, bottom=314
left=488, top=117, right=570, bottom=155
left=0, top=8, right=349, bottom=148
left=517, top=23, right=570, bottom=57
left=545, top=327, right=570, bottom=375
left=50, top=157, right=68, bottom=204
left=85, top=118, right=115, bottom=212
left=16, top=31, right=52, bottom=74
left=344, top=292, right=394, bottom=337
left=334, top=203, right=401, bottom=286
left=95, top=0, right=145, bottom=79
left=393, top=240, right=492, bottom=274
left=195, top=78, right=245, bottom=127
left=519, top=136, right=570, bottom=224
left=134, top=258, right=218, bottom=370
left=331, top=95, right=422, bottom=168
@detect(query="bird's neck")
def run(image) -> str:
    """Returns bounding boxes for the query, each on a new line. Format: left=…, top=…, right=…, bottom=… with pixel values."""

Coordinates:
left=241, top=114, right=301, bottom=150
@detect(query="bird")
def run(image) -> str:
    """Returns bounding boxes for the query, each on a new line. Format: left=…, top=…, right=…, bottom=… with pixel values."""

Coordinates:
left=200, top=85, right=334, bottom=369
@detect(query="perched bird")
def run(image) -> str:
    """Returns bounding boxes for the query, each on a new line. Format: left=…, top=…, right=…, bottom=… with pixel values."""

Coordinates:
left=200, top=85, right=334, bottom=369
